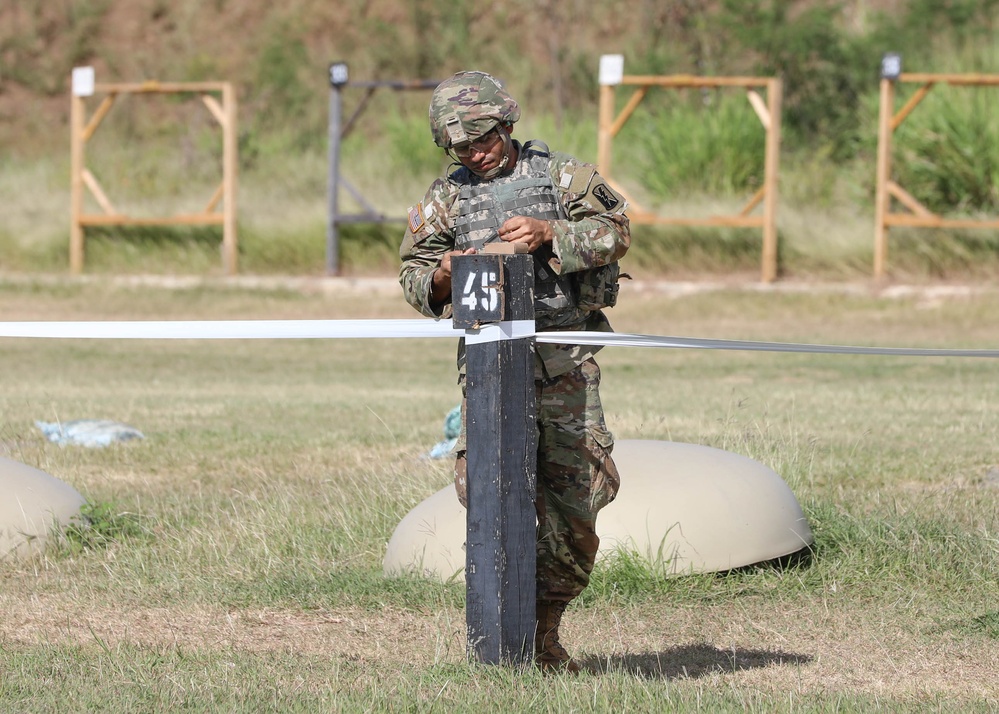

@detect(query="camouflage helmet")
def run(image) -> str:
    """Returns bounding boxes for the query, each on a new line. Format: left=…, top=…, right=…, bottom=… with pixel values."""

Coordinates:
left=429, top=71, right=521, bottom=149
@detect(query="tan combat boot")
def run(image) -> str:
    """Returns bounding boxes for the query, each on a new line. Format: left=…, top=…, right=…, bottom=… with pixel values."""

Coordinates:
left=535, top=601, right=582, bottom=674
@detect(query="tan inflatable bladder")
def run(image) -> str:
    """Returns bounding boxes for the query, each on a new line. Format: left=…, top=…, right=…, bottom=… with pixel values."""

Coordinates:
left=1, top=456, right=87, bottom=560
left=385, top=440, right=813, bottom=581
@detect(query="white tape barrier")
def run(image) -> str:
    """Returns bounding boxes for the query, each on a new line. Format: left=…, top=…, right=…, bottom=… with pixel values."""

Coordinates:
left=0, top=319, right=997, bottom=358
left=464, top=320, right=536, bottom=345
left=541, top=331, right=999, bottom=358
left=0, top=319, right=456, bottom=341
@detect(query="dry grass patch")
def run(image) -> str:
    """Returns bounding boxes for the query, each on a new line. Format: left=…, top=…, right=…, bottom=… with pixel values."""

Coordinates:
left=1, top=277, right=996, bottom=711
left=2, top=596, right=995, bottom=704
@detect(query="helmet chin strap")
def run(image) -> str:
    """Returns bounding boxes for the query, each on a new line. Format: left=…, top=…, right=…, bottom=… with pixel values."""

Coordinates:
left=477, top=125, right=514, bottom=180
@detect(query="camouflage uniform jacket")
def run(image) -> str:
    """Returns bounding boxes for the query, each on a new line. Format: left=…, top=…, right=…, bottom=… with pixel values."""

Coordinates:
left=399, top=139, right=630, bottom=378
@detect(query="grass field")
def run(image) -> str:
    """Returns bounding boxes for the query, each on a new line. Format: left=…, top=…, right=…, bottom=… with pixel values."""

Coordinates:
left=0, top=276, right=997, bottom=712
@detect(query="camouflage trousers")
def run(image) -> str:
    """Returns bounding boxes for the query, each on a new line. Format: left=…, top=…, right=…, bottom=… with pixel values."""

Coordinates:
left=454, top=357, right=620, bottom=603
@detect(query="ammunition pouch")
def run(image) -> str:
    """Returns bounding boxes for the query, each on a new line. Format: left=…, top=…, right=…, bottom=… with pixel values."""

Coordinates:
left=574, top=262, right=621, bottom=311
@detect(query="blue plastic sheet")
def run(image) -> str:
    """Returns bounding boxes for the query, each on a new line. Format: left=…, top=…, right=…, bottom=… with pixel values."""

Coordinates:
left=36, top=419, right=145, bottom=448
left=426, top=405, right=461, bottom=460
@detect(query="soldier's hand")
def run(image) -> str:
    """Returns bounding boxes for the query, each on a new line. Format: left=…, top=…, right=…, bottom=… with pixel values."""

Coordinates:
left=431, top=248, right=476, bottom=306
left=499, top=216, right=553, bottom=253
left=440, top=248, right=476, bottom=279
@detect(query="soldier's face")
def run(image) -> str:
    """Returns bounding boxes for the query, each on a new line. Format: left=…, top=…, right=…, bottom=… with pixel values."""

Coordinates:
left=456, top=129, right=505, bottom=176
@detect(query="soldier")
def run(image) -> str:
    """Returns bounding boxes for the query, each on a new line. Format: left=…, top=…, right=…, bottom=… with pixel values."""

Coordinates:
left=399, top=71, right=630, bottom=673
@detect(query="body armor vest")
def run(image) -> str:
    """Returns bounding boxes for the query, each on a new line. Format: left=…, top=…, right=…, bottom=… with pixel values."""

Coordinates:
left=453, top=141, right=575, bottom=314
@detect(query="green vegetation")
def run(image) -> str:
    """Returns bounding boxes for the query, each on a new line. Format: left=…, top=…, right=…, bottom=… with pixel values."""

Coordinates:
left=58, top=500, right=152, bottom=553
left=626, top=93, right=767, bottom=197
left=0, top=281, right=996, bottom=710
left=895, top=88, right=999, bottom=213
left=2, top=1, right=999, bottom=280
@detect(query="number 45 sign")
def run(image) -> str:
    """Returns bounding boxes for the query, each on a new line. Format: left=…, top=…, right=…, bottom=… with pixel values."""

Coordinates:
left=451, top=255, right=507, bottom=328
left=462, top=270, right=501, bottom=313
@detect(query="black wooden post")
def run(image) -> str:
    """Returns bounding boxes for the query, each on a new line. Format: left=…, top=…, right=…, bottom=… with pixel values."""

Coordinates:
left=451, top=252, right=537, bottom=666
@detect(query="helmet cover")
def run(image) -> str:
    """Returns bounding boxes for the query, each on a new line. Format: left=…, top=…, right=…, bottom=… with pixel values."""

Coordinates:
left=429, top=71, right=521, bottom=149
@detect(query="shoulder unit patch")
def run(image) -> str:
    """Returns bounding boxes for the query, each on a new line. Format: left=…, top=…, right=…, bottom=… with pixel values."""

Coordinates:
left=592, top=183, right=620, bottom=210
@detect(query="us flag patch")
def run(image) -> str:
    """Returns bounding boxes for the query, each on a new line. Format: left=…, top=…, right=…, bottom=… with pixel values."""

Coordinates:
left=408, top=203, right=425, bottom=233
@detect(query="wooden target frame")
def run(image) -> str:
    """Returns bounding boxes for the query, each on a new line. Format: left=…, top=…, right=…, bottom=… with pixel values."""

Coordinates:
left=69, top=73, right=238, bottom=274
left=873, top=72, right=999, bottom=279
left=598, top=71, right=783, bottom=283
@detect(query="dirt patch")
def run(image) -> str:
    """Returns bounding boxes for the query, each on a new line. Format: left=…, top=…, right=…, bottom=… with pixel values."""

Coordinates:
left=2, top=594, right=463, bottom=665
left=6, top=271, right=999, bottom=302
left=568, top=602, right=997, bottom=699
left=2, top=594, right=994, bottom=700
